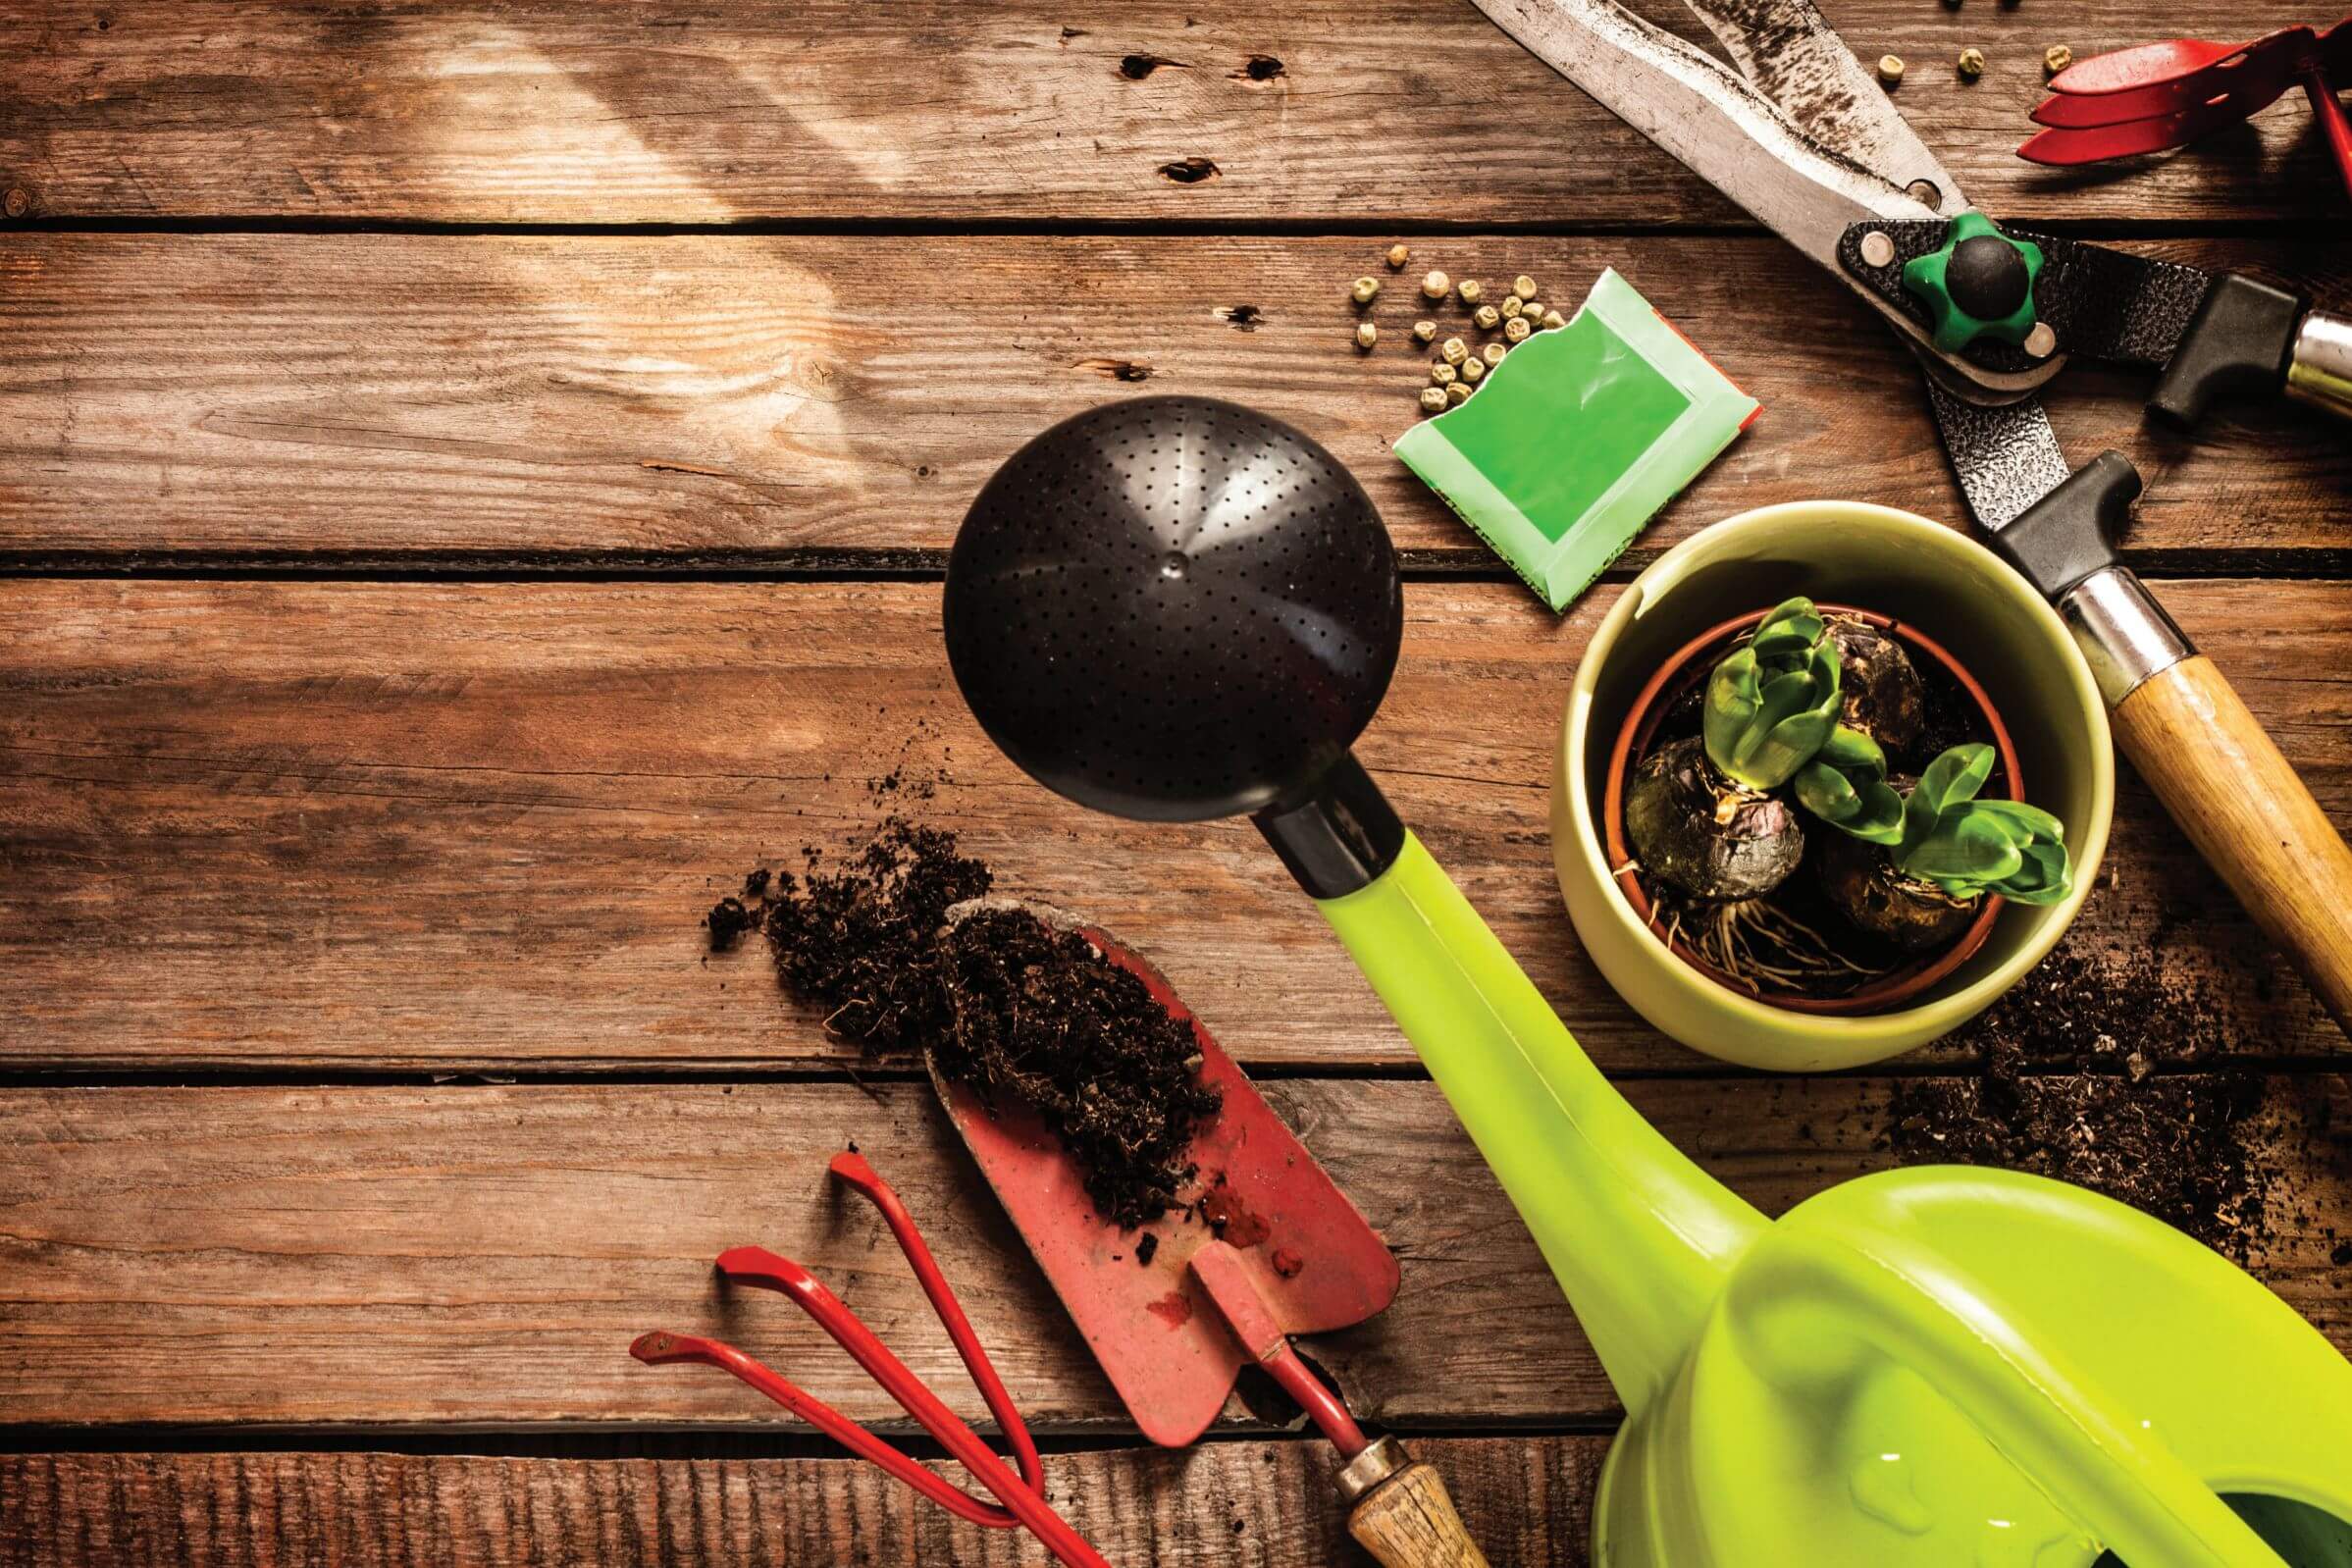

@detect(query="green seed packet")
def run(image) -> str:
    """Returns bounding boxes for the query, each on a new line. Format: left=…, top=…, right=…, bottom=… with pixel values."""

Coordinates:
left=1393, top=269, right=1759, bottom=612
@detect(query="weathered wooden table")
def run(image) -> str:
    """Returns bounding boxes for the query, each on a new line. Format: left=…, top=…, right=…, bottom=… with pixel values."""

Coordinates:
left=2, top=3, right=2347, bottom=1562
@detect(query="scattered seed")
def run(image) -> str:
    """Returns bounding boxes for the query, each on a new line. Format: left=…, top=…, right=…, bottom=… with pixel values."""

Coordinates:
left=1411, top=319, right=1437, bottom=343
left=1500, top=294, right=1524, bottom=319
left=1503, top=315, right=1532, bottom=342
left=1459, top=355, right=1486, bottom=383
left=1520, top=300, right=1542, bottom=321
left=1440, top=337, right=1468, bottom=365
left=1473, top=303, right=1501, bottom=332
left=1385, top=242, right=1410, bottom=270
left=1957, top=46, right=1986, bottom=79
left=1445, top=381, right=1472, bottom=404
left=1419, top=385, right=1449, bottom=413
left=2044, top=43, right=2071, bottom=76
left=1512, top=274, right=1537, bottom=299
left=1457, top=279, right=1484, bottom=306
left=1350, top=275, right=1381, bottom=306
left=1541, top=308, right=1567, bottom=331
left=1483, top=340, right=1507, bottom=366
left=1878, top=53, right=1905, bottom=87
left=1355, top=320, right=1379, bottom=352
left=1430, top=361, right=1458, bottom=386
left=1422, top=269, right=1451, bottom=300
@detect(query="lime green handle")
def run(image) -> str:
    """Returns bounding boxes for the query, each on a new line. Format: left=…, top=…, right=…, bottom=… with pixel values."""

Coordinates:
left=1730, top=1226, right=2295, bottom=1568
left=1315, top=832, right=1764, bottom=1417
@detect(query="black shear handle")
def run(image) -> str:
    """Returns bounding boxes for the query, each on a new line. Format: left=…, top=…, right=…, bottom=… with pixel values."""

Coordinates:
left=2151, top=274, right=2352, bottom=426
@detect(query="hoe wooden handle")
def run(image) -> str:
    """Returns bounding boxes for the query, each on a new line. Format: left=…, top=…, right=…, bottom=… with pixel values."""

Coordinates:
left=2111, top=654, right=2352, bottom=1035
left=1342, top=1440, right=1490, bottom=1568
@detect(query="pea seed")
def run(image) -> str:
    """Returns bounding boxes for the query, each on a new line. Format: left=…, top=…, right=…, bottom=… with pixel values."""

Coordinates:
left=1419, top=386, right=1449, bottom=413
left=1457, top=279, right=1484, bottom=306
left=1440, top=337, right=1468, bottom=365
left=1445, top=381, right=1472, bottom=404
left=1500, top=295, right=1524, bottom=319
left=1473, top=303, right=1501, bottom=332
left=1422, top=269, right=1451, bottom=301
left=1519, top=300, right=1542, bottom=321
left=1483, top=341, right=1507, bottom=366
left=1351, top=276, right=1382, bottom=306
left=1512, top=275, right=1538, bottom=299
left=1503, top=315, right=1533, bottom=342
left=1958, top=47, right=1986, bottom=80
left=1411, top=319, right=1437, bottom=343
left=1878, top=53, right=1905, bottom=86
left=1431, top=361, right=1457, bottom=386
left=1355, top=320, right=1379, bottom=351
left=1541, top=309, right=1567, bottom=331
left=1386, top=242, right=1410, bottom=270
left=1459, top=355, right=1486, bottom=383
left=2044, top=43, right=2071, bottom=76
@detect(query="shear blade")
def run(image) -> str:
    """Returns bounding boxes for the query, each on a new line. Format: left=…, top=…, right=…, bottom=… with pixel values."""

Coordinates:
left=1473, top=0, right=2063, bottom=402
left=1471, top=0, right=1942, bottom=270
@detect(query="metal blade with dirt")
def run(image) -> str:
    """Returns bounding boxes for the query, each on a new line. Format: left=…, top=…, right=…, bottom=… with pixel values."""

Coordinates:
left=932, top=898, right=1488, bottom=1565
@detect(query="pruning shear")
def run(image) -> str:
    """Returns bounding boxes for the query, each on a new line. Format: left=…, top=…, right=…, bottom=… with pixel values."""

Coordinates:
left=631, top=1151, right=1113, bottom=1568
left=1470, top=0, right=2352, bottom=1038
left=2023, top=16, right=2352, bottom=206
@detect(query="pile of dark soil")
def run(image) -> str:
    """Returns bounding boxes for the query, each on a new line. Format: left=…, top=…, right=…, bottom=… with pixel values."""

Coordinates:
left=708, top=819, right=1220, bottom=1228
left=933, top=907, right=1221, bottom=1228
left=1879, top=940, right=2276, bottom=1260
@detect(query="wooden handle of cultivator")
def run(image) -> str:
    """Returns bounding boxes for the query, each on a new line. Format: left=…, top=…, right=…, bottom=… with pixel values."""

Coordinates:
left=1340, top=1438, right=1490, bottom=1568
left=2112, top=654, right=2352, bottom=1035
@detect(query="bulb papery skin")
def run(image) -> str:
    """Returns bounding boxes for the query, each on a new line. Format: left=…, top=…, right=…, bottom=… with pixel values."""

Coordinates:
left=1626, top=735, right=1803, bottom=903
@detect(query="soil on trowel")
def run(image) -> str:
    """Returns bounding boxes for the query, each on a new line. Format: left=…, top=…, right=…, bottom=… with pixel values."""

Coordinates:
left=1878, top=938, right=2278, bottom=1260
left=706, top=816, right=1221, bottom=1228
left=933, top=905, right=1222, bottom=1228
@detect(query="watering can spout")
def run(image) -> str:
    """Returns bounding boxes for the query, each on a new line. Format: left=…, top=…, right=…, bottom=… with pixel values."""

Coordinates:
left=1311, top=826, right=1765, bottom=1416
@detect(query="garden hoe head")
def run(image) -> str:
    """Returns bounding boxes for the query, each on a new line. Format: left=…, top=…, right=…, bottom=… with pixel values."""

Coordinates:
left=931, top=897, right=1399, bottom=1450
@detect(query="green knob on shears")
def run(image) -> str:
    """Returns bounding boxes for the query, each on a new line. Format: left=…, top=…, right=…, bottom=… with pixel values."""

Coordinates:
left=1901, top=210, right=2045, bottom=354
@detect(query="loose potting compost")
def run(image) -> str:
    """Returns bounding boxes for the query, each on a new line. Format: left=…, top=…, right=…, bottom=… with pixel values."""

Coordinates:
left=710, top=821, right=1220, bottom=1228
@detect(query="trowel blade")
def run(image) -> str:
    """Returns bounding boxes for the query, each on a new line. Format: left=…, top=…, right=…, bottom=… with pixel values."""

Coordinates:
left=930, top=899, right=1399, bottom=1448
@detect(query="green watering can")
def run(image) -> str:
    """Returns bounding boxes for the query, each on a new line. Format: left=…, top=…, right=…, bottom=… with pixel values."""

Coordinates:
left=942, top=397, right=2352, bottom=1566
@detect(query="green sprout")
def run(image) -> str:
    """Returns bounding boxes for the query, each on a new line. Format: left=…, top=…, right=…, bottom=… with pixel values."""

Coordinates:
left=1793, top=724, right=1906, bottom=843
left=1801, top=740, right=2072, bottom=905
left=1702, top=598, right=1843, bottom=791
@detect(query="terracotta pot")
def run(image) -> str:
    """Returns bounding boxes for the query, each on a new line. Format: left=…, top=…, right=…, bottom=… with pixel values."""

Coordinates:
left=1599, top=602, right=2021, bottom=1016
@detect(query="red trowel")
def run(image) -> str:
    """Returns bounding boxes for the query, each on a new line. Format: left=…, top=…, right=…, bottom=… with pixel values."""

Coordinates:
left=935, top=898, right=1488, bottom=1568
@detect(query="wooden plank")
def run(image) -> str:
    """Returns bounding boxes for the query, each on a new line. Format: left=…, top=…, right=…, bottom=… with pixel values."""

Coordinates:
left=0, top=1076, right=2343, bottom=1431
left=0, top=1439, right=1610, bottom=1567
left=4, top=235, right=2345, bottom=565
left=1, top=579, right=2345, bottom=1073
left=0, top=1, right=2336, bottom=225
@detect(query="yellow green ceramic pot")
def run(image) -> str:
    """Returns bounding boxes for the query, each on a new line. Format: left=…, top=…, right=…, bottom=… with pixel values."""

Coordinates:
left=1554, top=500, right=2116, bottom=1070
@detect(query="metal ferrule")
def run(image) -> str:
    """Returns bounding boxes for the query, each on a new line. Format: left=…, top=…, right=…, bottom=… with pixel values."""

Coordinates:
left=2285, top=309, right=2352, bottom=422
left=1335, top=1436, right=1411, bottom=1504
left=2059, top=566, right=2194, bottom=707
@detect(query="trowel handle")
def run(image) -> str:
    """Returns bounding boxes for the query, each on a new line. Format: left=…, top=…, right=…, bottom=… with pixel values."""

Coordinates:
left=1339, top=1437, right=1490, bottom=1568
left=1732, top=1227, right=2295, bottom=1568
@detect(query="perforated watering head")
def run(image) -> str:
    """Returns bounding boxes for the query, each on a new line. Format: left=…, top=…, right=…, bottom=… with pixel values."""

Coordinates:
left=944, top=397, right=1403, bottom=828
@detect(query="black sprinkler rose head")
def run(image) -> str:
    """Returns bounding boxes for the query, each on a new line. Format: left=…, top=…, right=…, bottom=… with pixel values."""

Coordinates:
left=944, top=395, right=1403, bottom=826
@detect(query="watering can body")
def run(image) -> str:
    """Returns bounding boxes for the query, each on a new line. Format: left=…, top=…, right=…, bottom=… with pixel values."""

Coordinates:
left=1321, top=834, right=2352, bottom=1568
